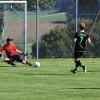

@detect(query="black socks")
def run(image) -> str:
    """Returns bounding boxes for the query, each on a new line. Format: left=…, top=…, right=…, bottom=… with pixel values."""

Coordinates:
left=74, top=60, right=82, bottom=71
left=5, top=60, right=16, bottom=66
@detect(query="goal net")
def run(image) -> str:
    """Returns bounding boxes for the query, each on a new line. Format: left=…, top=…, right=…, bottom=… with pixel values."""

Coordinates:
left=0, top=1, right=27, bottom=55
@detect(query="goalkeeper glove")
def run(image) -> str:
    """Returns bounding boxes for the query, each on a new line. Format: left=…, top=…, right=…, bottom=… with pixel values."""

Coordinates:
left=21, top=52, right=28, bottom=56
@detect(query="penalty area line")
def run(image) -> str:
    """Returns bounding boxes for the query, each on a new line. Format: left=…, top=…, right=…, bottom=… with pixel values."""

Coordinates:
left=0, top=92, right=20, bottom=95
left=0, top=91, right=32, bottom=95
left=0, top=90, right=55, bottom=95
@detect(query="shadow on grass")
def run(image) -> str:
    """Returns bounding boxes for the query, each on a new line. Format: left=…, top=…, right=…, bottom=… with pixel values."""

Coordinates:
left=70, top=88, right=100, bottom=90
left=0, top=65, right=10, bottom=67
left=77, top=70, right=100, bottom=73
left=23, top=70, right=100, bottom=76
left=87, top=70, right=100, bottom=72
left=51, top=21, right=66, bottom=24
left=0, top=65, right=27, bottom=67
left=23, top=73, right=69, bottom=76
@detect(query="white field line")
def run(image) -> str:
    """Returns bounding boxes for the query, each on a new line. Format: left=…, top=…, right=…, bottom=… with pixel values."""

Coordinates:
left=0, top=91, right=35, bottom=95
left=0, top=93, right=21, bottom=95
left=39, top=12, right=65, bottom=18
left=0, top=91, right=53, bottom=95
left=0, top=88, right=97, bottom=95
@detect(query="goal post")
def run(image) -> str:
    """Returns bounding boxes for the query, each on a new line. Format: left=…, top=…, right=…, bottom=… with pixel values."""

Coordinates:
left=0, top=1, right=27, bottom=3
left=0, top=1, right=27, bottom=60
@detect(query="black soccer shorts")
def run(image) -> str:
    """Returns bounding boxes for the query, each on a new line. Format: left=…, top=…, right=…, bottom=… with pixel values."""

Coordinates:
left=9, top=54, right=23, bottom=62
left=74, top=51, right=84, bottom=59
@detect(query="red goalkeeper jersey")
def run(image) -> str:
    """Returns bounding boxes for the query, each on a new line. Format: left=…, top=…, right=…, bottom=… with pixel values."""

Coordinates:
left=1, top=43, right=17, bottom=56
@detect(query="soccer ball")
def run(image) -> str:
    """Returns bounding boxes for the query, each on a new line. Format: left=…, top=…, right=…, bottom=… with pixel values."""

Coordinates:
left=34, top=62, right=40, bottom=67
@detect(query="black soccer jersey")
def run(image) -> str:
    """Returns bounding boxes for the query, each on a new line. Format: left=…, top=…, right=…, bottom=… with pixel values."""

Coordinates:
left=74, top=32, right=89, bottom=52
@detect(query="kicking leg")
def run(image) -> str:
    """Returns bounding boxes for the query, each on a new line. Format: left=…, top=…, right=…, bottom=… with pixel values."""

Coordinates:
left=71, top=51, right=86, bottom=74
left=21, top=60, right=33, bottom=66
left=71, top=58, right=80, bottom=73
left=25, top=61, right=33, bottom=66
left=72, top=58, right=86, bottom=73
left=76, top=59, right=86, bottom=73
left=80, top=64, right=87, bottom=73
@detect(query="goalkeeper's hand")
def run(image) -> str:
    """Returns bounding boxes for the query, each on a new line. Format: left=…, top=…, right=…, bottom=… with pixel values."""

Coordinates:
left=21, top=52, right=28, bottom=56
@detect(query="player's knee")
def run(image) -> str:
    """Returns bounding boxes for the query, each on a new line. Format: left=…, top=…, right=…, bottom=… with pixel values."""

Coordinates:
left=3, top=57, right=10, bottom=61
left=74, top=58, right=79, bottom=62
left=75, top=60, right=81, bottom=66
left=0, top=52, right=2, bottom=57
left=22, top=60, right=26, bottom=64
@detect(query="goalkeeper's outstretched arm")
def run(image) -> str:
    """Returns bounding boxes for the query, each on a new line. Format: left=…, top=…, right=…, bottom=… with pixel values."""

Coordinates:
left=16, top=49, right=27, bottom=56
left=16, top=49, right=23, bottom=54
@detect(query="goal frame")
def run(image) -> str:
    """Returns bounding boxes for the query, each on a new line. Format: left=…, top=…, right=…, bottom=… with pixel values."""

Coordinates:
left=0, top=0, right=27, bottom=60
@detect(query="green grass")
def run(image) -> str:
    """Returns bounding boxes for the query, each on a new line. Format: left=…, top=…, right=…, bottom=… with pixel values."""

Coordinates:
left=39, top=12, right=66, bottom=21
left=0, top=58, right=99, bottom=100
left=6, top=11, right=66, bottom=22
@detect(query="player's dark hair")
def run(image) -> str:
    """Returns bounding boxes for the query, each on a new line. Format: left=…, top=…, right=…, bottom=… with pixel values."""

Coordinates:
left=6, top=38, right=13, bottom=42
left=79, top=22, right=85, bottom=30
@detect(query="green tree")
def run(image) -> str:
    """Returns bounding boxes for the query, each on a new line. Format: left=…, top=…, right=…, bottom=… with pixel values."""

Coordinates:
left=32, top=19, right=100, bottom=58
left=32, top=26, right=72, bottom=58
left=7, top=0, right=55, bottom=10
left=27, top=0, right=55, bottom=10
left=78, top=0, right=98, bottom=12
left=55, top=0, right=72, bottom=12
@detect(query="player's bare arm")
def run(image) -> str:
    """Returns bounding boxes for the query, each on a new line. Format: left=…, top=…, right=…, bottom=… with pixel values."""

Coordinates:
left=74, top=38, right=77, bottom=42
left=87, top=37, right=91, bottom=44
left=16, top=49, right=23, bottom=54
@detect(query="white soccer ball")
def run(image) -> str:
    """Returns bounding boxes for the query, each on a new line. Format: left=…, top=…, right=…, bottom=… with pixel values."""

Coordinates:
left=34, top=62, right=40, bottom=67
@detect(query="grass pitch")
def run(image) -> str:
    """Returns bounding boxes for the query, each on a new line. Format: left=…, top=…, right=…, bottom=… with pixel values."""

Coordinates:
left=8, top=11, right=66, bottom=22
left=0, top=58, right=99, bottom=100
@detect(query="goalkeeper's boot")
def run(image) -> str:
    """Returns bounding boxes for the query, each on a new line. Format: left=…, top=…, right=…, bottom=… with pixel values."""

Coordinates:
left=26, top=61, right=33, bottom=66
left=82, top=65, right=87, bottom=73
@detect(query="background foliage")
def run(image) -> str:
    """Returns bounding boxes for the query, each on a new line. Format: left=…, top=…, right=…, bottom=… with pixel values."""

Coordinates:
left=0, top=0, right=100, bottom=58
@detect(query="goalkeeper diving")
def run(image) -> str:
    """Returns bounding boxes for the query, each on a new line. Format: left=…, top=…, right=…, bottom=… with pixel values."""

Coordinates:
left=0, top=38, right=33, bottom=67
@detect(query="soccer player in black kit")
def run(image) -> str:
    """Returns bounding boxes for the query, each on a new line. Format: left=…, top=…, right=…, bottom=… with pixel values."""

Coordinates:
left=71, top=22, right=91, bottom=74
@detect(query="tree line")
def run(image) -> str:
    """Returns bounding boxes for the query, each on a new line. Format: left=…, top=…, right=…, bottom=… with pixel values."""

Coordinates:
left=32, top=18, right=100, bottom=58
left=0, top=0, right=100, bottom=58
left=27, top=0, right=99, bottom=12
left=0, top=0, right=98, bottom=11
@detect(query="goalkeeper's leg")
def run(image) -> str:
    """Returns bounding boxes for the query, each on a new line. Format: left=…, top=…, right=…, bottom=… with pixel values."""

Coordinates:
left=12, top=55, right=33, bottom=66
left=25, top=61, right=33, bottom=66
left=21, top=60, right=33, bottom=66
left=4, top=57, right=16, bottom=67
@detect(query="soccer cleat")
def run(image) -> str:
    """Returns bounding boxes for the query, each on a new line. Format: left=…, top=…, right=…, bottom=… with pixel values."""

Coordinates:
left=28, top=63, right=33, bottom=66
left=26, top=61, right=33, bottom=66
left=82, top=65, right=87, bottom=73
left=70, top=69, right=76, bottom=74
